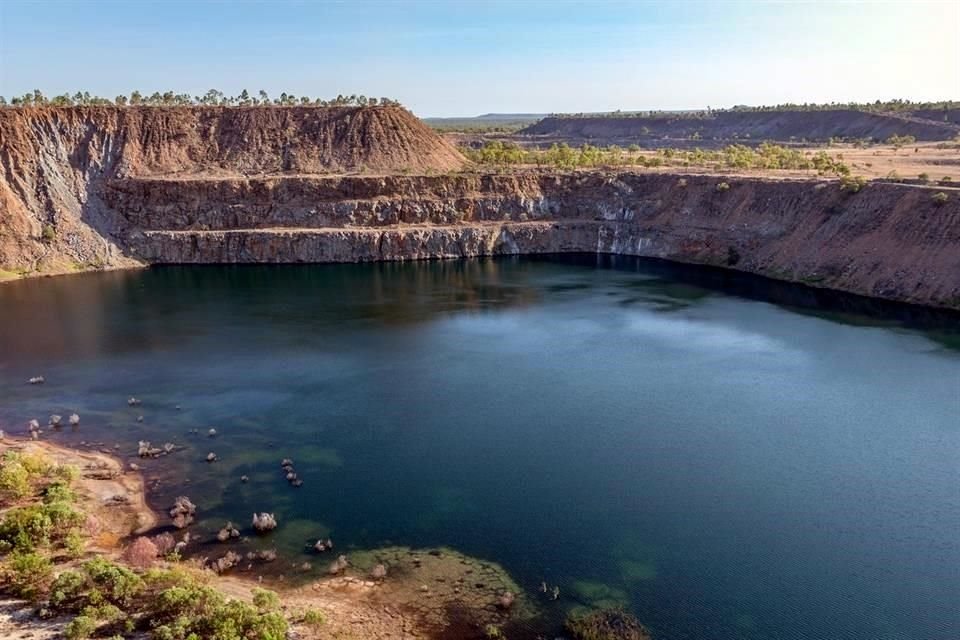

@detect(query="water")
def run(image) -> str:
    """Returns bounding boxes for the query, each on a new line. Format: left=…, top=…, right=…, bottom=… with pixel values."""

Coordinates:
left=1, top=256, right=958, bottom=640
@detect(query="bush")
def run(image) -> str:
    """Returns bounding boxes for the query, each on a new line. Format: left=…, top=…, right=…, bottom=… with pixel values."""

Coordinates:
left=252, top=587, right=281, bottom=612
left=932, top=191, right=949, bottom=205
left=715, top=182, right=730, bottom=192
left=2, top=551, right=53, bottom=598
left=941, top=176, right=952, bottom=184
left=64, top=614, right=97, bottom=639
left=0, top=457, right=32, bottom=502
left=41, top=224, right=56, bottom=242
left=918, top=173, right=930, bottom=183
left=43, top=481, right=75, bottom=504
left=840, top=175, right=868, bottom=193
left=302, top=608, right=326, bottom=627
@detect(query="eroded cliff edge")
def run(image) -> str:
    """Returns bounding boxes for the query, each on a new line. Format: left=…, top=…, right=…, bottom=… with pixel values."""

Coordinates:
left=2, top=107, right=959, bottom=309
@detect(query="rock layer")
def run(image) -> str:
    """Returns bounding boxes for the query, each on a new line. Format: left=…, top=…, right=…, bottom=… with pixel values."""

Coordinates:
left=2, top=107, right=959, bottom=310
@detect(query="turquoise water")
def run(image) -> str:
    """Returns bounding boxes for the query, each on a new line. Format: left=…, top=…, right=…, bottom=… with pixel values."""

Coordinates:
left=1, top=256, right=958, bottom=639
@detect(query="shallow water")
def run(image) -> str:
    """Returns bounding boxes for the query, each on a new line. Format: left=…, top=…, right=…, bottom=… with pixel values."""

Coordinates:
left=1, top=256, right=958, bottom=639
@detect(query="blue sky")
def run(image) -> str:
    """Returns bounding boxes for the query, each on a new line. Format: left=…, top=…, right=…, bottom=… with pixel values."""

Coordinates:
left=1, top=0, right=957, bottom=116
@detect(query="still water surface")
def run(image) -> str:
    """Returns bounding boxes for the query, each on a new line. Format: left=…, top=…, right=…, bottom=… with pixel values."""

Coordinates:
left=1, top=256, right=958, bottom=639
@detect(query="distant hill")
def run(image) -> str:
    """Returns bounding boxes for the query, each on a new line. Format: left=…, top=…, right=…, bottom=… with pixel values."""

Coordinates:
left=423, top=114, right=546, bottom=132
left=519, top=109, right=960, bottom=145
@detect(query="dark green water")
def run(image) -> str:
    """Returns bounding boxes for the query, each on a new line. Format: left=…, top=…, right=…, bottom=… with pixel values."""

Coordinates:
left=1, top=256, right=958, bottom=639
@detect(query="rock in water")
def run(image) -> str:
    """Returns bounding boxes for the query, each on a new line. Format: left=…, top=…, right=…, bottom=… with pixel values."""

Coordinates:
left=252, top=512, right=277, bottom=532
left=216, top=522, right=240, bottom=542
left=49, top=414, right=62, bottom=427
left=69, top=413, right=80, bottom=426
left=28, top=376, right=45, bottom=384
left=169, top=496, right=197, bottom=528
left=128, top=397, right=141, bottom=406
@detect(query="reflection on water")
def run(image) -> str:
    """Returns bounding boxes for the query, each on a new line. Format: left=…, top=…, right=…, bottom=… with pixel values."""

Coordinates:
left=1, top=256, right=958, bottom=640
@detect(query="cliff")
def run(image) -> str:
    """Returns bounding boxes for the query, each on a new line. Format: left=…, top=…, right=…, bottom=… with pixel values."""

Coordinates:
left=0, top=105, right=466, bottom=272
left=2, top=108, right=959, bottom=310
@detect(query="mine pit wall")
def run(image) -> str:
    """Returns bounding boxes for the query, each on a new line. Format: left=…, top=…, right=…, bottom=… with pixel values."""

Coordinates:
left=116, top=173, right=960, bottom=309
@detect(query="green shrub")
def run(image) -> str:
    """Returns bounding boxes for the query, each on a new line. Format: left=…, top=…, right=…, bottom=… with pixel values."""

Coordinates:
left=840, top=175, right=868, bottom=193
left=302, top=608, right=326, bottom=627
left=43, top=481, right=75, bottom=504
left=918, top=172, right=930, bottom=183
left=0, top=458, right=32, bottom=502
left=81, top=557, right=143, bottom=607
left=2, top=551, right=53, bottom=598
left=715, top=181, right=730, bottom=192
left=932, top=191, right=949, bottom=205
left=41, top=224, right=56, bottom=242
left=64, top=614, right=97, bottom=639
left=252, top=587, right=281, bottom=612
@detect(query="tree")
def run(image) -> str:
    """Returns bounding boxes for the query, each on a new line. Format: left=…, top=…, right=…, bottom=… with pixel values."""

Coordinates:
left=129, top=90, right=143, bottom=105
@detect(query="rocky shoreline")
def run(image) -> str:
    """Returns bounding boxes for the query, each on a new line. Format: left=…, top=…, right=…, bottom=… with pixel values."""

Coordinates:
left=0, top=438, right=547, bottom=639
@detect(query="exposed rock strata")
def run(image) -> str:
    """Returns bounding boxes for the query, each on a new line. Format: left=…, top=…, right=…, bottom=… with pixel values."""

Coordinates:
left=120, top=173, right=960, bottom=309
left=2, top=107, right=959, bottom=309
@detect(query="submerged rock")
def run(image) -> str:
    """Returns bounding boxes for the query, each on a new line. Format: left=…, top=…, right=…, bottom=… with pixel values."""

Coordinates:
left=137, top=440, right=163, bottom=458
left=498, top=591, right=516, bottom=609
left=246, top=549, right=278, bottom=563
left=211, top=550, right=242, bottom=573
left=565, top=608, right=651, bottom=640
left=169, top=496, right=197, bottom=528
left=371, top=563, right=388, bottom=581
left=252, top=512, right=277, bottom=532
left=314, top=538, right=334, bottom=553
left=217, top=522, right=241, bottom=542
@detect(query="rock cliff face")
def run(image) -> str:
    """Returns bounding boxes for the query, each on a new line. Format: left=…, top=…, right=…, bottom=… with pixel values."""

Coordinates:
left=2, top=107, right=959, bottom=309
left=0, top=106, right=465, bottom=272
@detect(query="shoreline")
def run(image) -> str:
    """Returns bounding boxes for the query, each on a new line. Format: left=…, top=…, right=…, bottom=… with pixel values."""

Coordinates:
left=0, top=437, right=540, bottom=639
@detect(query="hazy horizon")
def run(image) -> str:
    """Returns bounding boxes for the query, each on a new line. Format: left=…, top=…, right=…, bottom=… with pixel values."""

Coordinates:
left=1, top=0, right=958, bottom=118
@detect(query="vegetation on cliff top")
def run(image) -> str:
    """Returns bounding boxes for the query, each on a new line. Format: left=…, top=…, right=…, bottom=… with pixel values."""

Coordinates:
left=461, top=140, right=855, bottom=176
left=0, top=89, right=402, bottom=108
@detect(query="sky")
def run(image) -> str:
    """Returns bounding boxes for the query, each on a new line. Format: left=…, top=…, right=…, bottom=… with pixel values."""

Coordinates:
left=0, top=0, right=957, bottom=117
